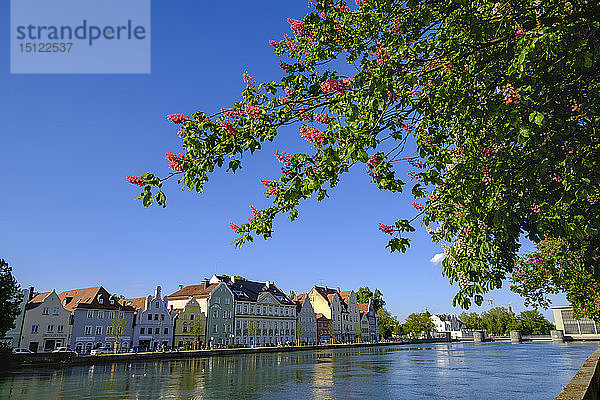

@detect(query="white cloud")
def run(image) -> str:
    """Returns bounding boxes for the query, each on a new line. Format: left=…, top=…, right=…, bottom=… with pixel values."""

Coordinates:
left=430, top=253, right=445, bottom=265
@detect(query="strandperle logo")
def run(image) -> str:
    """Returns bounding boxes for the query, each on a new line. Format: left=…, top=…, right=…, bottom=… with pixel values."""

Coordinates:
left=11, top=0, right=151, bottom=74
left=15, top=20, right=147, bottom=46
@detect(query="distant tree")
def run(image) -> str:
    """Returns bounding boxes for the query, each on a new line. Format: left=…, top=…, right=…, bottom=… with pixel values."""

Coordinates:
left=376, top=308, right=399, bottom=339
left=109, top=308, right=128, bottom=353
left=289, top=290, right=297, bottom=300
left=518, top=310, right=554, bottom=335
left=247, top=318, right=258, bottom=347
left=357, top=287, right=386, bottom=312
left=404, top=312, right=435, bottom=338
left=393, top=324, right=404, bottom=337
left=0, top=259, right=22, bottom=341
left=233, top=275, right=247, bottom=281
left=295, top=320, right=303, bottom=345
left=327, top=321, right=335, bottom=343
left=459, top=312, right=483, bottom=330
left=481, top=307, right=520, bottom=335
left=354, top=322, right=362, bottom=342
left=190, top=316, right=205, bottom=349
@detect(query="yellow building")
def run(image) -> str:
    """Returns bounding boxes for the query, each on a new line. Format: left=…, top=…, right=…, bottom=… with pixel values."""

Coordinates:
left=173, top=297, right=206, bottom=349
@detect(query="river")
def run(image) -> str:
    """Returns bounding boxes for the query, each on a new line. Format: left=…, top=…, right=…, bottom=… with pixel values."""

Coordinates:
left=1, top=341, right=598, bottom=399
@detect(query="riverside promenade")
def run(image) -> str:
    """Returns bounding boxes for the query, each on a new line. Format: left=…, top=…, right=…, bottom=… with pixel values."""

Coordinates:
left=5, top=339, right=449, bottom=370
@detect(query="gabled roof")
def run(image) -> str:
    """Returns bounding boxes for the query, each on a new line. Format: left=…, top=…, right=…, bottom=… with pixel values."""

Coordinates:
left=339, top=291, right=352, bottom=305
left=121, top=297, right=147, bottom=311
left=293, top=293, right=308, bottom=313
left=58, top=286, right=134, bottom=312
left=168, top=283, right=219, bottom=300
left=316, top=313, right=330, bottom=321
left=313, top=286, right=341, bottom=306
left=358, top=302, right=371, bottom=313
left=25, top=291, right=51, bottom=310
left=211, top=275, right=293, bottom=305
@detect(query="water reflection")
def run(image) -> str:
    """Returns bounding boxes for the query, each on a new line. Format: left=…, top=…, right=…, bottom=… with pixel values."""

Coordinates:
left=1, top=342, right=599, bottom=399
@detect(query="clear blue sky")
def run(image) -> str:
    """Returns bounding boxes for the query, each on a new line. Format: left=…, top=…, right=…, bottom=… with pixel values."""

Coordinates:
left=1, top=0, right=565, bottom=321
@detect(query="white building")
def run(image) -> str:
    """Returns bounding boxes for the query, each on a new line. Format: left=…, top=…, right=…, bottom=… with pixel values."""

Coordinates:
left=122, top=286, right=174, bottom=351
left=430, top=314, right=468, bottom=339
left=294, top=294, right=317, bottom=345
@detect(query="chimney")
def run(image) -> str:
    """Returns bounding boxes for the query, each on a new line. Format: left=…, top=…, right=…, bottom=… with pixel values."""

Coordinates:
left=265, top=281, right=270, bottom=288
left=178, top=284, right=183, bottom=290
left=231, top=276, right=236, bottom=284
left=155, top=286, right=161, bottom=298
left=28, top=286, right=35, bottom=301
left=202, top=278, right=209, bottom=289
left=337, top=287, right=340, bottom=293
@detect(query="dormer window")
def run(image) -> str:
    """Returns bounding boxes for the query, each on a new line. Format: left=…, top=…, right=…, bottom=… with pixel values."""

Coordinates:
left=110, top=299, right=114, bottom=305
left=98, top=295, right=103, bottom=304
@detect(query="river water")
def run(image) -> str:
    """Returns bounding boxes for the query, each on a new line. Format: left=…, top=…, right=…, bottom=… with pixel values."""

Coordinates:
left=1, top=341, right=598, bottom=399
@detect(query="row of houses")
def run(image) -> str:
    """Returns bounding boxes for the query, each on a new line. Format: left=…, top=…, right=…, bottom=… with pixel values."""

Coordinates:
left=3, top=275, right=379, bottom=353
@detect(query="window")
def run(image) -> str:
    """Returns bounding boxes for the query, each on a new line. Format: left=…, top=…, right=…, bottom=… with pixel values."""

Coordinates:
left=47, top=325, right=54, bottom=333
left=57, top=325, right=64, bottom=333
left=164, top=328, right=168, bottom=335
left=85, top=326, right=92, bottom=335
left=223, top=324, right=227, bottom=333
left=243, top=305, right=248, bottom=313
left=161, top=314, right=165, bottom=320
left=155, top=327, right=160, bottom=334
left=250, top=306, right=254, bottom=313
left=237, top=305, right=241, bottom=313
left=87, top=310, right=94, bottom=318
left=109, top=311, right=115, bottom=319
left=140, top=328, right=145, bottom=334
left=98, top=312, right=103, bottom=319
left=215, top=297, right=220, bottom=304
left=155, top=301, right=159, bottom=309
left=31, top=325, right=39, bottom=334
left=98, top=296, right=103, bottom=304
left=95, top=326, right=102, bottom=335
left=263, top=306, right=266, bottom=313
left=42, top=307, right=49, bottom=315
left=190, top=314, right=195, bottom=321
left=183, top=323, right=188, bottom=333
left=53, top=307, right=59, bottom=315
left=107, top=326, right=113, bottom=335
left=225, top=298, right=230, bottom=305
left=148, top=314, right=152, bottom=321
left=110, top=299, right=114, bottom=305
left=213, top=324, right=218, bottom=333
left=154, top=314, right=159, bottom=320
left=213, top=310, right=218, bottom=318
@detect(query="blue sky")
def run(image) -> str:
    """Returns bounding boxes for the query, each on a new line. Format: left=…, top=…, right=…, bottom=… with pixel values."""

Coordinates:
left=1, top=0, right=565, bottom=321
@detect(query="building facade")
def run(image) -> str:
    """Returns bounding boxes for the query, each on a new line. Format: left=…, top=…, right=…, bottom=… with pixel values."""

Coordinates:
left=358, top=302, right=379, bottom=342
left=169, top=280, right=235, bottom=346
left=172, top=297, right=206, bottom=349
left=430, top=314, right=467, bottom=340
left=209, top=275, right=296, bottom=347
left=553, top=306, right=600, bottom=338
left=359, top=312, right=370, bottom=342
left=294, top=294, right=317, bottom=345
left=60, top=286, right=135, bottom=354
left=19, top=289, right=72, bottom=352
left=339, top=291, right=360, bottom=342
left=122, top=285, right=174, bottom=351
left=316, top=313, right=331, bottom=344
left=1, top=287, right=31, bottom=349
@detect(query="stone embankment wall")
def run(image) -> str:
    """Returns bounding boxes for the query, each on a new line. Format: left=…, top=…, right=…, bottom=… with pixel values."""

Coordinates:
left=554, top=348, right=600, bottom=400
left=3, top=338, right=451, bottom=370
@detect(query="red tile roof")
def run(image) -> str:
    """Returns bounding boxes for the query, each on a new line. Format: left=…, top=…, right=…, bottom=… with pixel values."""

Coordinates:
left=168, top=283, right=219, bottom=300
left=121, top=297, right=147, bottom=311
left=358, top=303, right=370, bottom=313
left=58, top=287, right=134, bottom=312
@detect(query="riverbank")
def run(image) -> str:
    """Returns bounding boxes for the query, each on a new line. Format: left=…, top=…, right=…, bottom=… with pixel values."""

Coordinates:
left=4, top=338, right=450, bottom=371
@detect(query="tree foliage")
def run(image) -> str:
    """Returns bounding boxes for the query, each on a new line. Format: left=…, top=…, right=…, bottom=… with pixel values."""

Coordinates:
left=459, top=312, right=483, bottom=330
left=404, top=311, right=435, bottom=338
left=356, top=286, right=385, bottom=312
left=130, top=0, right=600, bottom=314
left=0, top=259, right=22, bottom=340
left=518, top=309, right=554, bottom=335
left=480, top=307, right=520, bottom=335
left=376, top=307, right=400, bottom=338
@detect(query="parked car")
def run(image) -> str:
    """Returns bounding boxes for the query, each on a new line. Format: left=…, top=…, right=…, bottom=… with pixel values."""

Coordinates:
left=90, top=347, right=111, bottom=355
left=12, top=348, right=33, bottom=354
left=52, top=347, right=77, bottom=355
